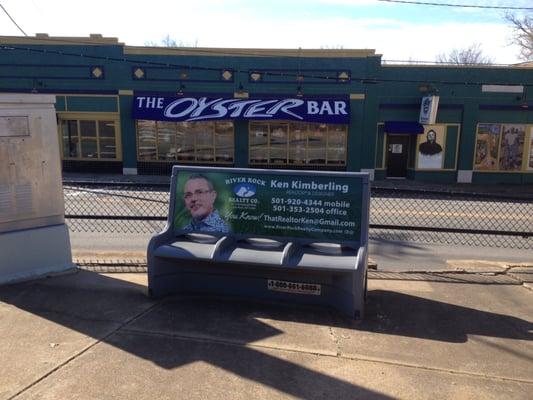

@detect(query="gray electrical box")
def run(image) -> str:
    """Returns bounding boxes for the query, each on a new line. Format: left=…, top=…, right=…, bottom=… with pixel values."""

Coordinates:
left=0, top=94, right=73, bottom=283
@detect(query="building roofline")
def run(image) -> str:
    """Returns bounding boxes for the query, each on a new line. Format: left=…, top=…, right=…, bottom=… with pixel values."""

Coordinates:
left=124, top=46, right=379, bottom=58
left=0, top=34, right=378, bottom=58
left=381, top=63, right=531, bottom=70
left=0, top=34, right=123, bottom=46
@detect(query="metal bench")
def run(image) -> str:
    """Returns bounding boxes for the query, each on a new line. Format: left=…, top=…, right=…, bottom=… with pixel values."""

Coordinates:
left=147, top=166, right=370, bottom=319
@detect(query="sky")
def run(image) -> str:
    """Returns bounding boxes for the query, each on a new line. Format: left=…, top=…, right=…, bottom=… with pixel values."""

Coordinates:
left=0, top=0, right=530, bottom=64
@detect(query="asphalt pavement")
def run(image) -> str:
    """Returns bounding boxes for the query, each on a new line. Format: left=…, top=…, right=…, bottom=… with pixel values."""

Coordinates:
left=69, top=231, right=533, bottom=272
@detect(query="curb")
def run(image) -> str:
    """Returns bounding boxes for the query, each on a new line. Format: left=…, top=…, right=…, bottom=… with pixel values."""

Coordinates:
left=73, top=258, right=533, bottom=288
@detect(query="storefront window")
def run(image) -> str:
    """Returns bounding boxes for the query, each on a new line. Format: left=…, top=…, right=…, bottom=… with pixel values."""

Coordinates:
left=59, top=117, right=118, bottom=160
left=328, top=125, right=347, bottom=164
left=136, top=120, right=234, bottom=163
left=249, top=122, right=347, bottom=166
left=474, top=123, right=531, bottom=172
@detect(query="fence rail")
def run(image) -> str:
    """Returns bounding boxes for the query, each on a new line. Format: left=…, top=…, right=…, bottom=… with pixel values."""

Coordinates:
left=63, top=181, right=532, bottom=249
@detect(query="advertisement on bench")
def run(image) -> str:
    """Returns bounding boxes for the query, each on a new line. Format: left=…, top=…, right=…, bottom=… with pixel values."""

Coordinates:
left=173, top=170, right=363, bottom=241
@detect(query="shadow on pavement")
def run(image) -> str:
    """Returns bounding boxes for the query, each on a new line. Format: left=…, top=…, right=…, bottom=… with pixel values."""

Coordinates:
left=356, top=290, right=533, bottom=343
left=1, top=270, right=392, bottom=400
left=2, top=270, right=532, bottom=397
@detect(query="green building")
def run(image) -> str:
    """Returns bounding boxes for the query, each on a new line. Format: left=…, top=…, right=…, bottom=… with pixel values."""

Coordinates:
left=1, top=34, right=532, bottom=184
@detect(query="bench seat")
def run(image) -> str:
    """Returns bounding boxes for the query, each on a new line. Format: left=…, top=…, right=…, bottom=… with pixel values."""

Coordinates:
left=147, top=166, right=370, bottom=319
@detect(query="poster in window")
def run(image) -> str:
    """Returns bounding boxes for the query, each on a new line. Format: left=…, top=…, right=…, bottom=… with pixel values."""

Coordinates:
left=499, top=124, right=525, bottom=171
left=417, top=125, right=445, bottom=169
left=527, top=126, right=533, bottom=171
left=474, top=124, right=500, bottom=170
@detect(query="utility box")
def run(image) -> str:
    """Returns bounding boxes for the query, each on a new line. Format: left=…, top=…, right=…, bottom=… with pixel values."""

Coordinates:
left=0, top=94, right=73, bottom=283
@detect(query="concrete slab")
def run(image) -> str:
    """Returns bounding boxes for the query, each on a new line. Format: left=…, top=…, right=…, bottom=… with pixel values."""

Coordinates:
left=445, top=259, right=510, bottom=273
left=16, top=331, right=533, bottom=400
left=126, top=296, right=338, bottom=355
left=334, top=279, right=533, bottom=382
left=0, top=271, right=155, bottom=399
left=0, top=301, right=120, bottom=400
left=2, top=270, right=532, bottom=400
left=508, top=267, right=533, bottom=284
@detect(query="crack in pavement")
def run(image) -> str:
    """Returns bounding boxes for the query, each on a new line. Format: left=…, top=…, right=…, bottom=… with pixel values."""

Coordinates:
left=7, top=300, right=163, bottom=400
left=114, top=327, right=533, bottom=386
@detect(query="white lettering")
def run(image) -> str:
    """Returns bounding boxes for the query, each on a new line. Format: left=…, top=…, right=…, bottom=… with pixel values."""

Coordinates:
left=158, top=97, right=345, bottom=121
left=271, top=180, right=289, bottom=189
left=188, top=99, right=237, bottom=121
left=243, top=100, right=278, bottom=118
left=190, top=97, right=223, bottom=117
left=319, top=101, right=333, bottom=115
left=228, top=100, right=261, bottom=117
left=267, top=99, right=304, bottom=120
left=334, top=101, right=347, bottom=115
left=136, top=97, right=146, bottom=107
left=146, top=97, right=157, bottom=108
left=307, top=101, right=320, bottom=114
left=164, top=98, right=198, bottom=118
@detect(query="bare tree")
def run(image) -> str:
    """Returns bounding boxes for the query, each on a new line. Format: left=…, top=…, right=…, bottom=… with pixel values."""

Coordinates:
left=505, top=12, right=533, bottom=62
left=436, top=43, right=494, bottom=65
left=144, top=35, right=198, bottom=48
left=320, top=45, right=344, bottom=49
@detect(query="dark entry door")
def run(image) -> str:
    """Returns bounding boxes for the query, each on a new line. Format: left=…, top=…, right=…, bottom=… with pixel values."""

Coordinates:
left=386, top=135, right=409, bottom=178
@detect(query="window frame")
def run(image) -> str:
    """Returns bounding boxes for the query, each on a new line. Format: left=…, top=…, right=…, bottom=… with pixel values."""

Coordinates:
left=57, top=113, right=121, bottom=161
left=248, top=121, right=348, bottom=167
left=135, top=120, right=235, bottom=164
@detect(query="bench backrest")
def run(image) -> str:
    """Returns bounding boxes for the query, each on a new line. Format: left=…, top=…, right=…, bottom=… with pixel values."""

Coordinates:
left=168, top=166, right=370, bottom=248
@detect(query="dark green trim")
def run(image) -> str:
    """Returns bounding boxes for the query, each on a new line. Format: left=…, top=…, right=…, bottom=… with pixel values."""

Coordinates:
left=457, top=102, right=478, bottom=170
left=472, top=172, right=533, bottom=184
left=375, top=124, right=385, bottom=169
left=347, top=100, right=364, bottom=171
left=409, top=170, right=456, bottom=183
left=119, top=95, right=137, bottom=169
left=374, top=169, right=386, bottom=181
left=66, top=96, right=118, bottom=112
left=55, top=95, right=66, bottom=111
left=444, top=125, right=459, bottom=170
left=234, top=120, right=248, bottom=168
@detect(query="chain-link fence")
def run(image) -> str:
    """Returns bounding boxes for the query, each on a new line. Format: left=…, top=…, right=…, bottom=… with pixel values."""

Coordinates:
left=64, top=182, right=532, bottom=249
left=369, top=188, right=532, bottom=249
left=64, top=182, right=169, bottom=234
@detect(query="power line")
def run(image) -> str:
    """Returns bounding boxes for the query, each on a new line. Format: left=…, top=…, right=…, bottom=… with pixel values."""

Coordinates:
left=0, top=44, right=531, bottom=88
left=377, top=0, right=533, bottom=10
left=0, top=3, right=27, bottom=36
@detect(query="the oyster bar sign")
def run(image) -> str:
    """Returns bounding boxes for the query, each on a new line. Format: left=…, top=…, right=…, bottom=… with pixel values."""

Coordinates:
left=132, top=94, right=350, bottom=124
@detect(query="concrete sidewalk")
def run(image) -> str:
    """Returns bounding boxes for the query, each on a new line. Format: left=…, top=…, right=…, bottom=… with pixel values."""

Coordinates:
left=1, top=269, right=532, bottom=399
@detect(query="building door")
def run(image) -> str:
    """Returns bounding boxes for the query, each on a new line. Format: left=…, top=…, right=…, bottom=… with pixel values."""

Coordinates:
left=386, top=134, right=409, bottom=178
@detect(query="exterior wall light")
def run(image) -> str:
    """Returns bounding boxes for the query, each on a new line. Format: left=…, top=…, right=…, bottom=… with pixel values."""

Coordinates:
left=221, top=69, right=233, bottom=81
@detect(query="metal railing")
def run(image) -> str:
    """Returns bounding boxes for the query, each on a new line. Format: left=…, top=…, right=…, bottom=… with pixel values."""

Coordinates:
left=64, top=182, right=532, bottom=249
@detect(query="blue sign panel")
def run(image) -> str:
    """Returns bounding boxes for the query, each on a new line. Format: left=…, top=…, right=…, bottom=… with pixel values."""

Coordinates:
left=132, top=94, right=350, bottom=124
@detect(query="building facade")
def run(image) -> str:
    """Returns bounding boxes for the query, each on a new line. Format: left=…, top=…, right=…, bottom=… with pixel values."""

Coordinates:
left=1, top=34, right=532, bottom=184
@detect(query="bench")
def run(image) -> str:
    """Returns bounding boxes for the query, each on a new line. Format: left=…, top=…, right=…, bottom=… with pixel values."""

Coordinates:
left=147, top=166, right=370, bottom=319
